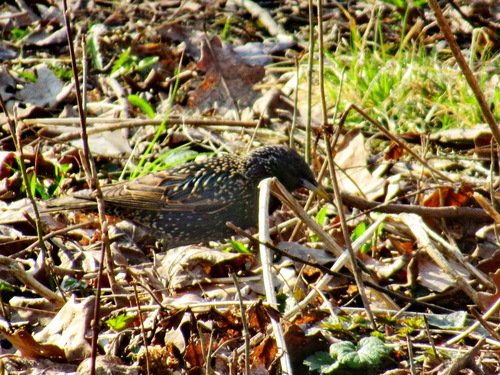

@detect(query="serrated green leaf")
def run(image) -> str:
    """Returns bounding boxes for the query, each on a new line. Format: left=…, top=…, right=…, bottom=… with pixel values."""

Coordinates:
left=323, top=336, right=391, bottom=371
left=304, top=351, right=339, bottom=373
left=355, top=336, right=391, bottom=367
left=106, top=313, right=137, bottom=331
left=330, top=341, right=356, bottom=358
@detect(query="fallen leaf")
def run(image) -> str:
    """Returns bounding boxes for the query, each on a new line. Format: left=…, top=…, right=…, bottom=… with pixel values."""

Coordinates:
left=34, top=295, right=94, bottom=362
left=189, top=36, right=265, bottom=113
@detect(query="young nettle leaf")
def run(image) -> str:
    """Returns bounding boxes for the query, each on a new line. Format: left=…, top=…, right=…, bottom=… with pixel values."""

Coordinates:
left=305, top=336, right=391, bottom=373
left=11, top=27, right=30, bottom=41
left=106, top=313, right=137, bottom=332
left=112, top=47, right=132, bottom=75
left=351, top=222, right=368, bottom=253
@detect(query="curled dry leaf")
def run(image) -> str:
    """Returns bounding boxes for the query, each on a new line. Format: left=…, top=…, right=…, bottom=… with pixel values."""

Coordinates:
left=157, top=245, right=255, bottom=290
left=34, top=295, right=95, bottom=362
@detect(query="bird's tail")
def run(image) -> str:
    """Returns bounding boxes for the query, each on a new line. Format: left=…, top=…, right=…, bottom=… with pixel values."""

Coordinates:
left=43, top=191, right=97, bottom=212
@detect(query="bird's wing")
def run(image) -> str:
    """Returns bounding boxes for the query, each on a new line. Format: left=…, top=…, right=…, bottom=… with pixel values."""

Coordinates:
left=99, top=166, right=251, bottom=213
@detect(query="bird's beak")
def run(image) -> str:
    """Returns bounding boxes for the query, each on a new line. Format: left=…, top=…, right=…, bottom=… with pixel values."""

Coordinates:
left=301, top=179, right=329, bottom=200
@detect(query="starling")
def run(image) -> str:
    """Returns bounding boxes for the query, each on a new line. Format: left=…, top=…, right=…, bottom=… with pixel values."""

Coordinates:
left=52, top=145, right=320, bottom=248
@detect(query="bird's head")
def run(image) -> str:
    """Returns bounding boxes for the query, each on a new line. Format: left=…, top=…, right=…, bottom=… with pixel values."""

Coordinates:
left=246, top=146, right=324, bottom=196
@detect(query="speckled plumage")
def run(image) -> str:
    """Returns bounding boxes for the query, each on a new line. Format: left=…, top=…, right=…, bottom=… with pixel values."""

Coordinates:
left=60, top=146, right=318, bottom=248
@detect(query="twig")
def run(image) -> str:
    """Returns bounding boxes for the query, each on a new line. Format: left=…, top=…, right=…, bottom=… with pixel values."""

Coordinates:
left=469, top=307, right=500, bottom=342
left=24, top=117, right=260, bottom=142
left=231, top=0, right=291, bottom=41
left=258, top=178, right=292, bottom=375
left=231, top=272, right=250, bottom=375
left=473, top=192, right=500, bottom=224
left=423, top=315, right=442, bottom=360
left=0, top=255, right=65, bottom=306
left=132, top=282, right=151, bottom=375
left=340, top=191, right=492, bottom=221
left=441, top=338, right=486, bottom=375
left=317, top=0, right=376, bottom=329
left=447, top=297, right=500, bottom=345
left=9, top=221, right=97, bottom=259
left=407, top=334, right=417, bottom=375
left=61, top=3, right=113, bottom=374
left=305, top=0, right=314, bottom=163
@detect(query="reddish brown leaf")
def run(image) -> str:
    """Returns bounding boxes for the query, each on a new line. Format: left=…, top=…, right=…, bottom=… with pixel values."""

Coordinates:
left=247, top=302, right=271, bottom=333
left=421, top=186, right=473, bottom=208
left=184, top=337, right=205, bottom=369
left=384, top=142, right=405, bottom=160
left=252, top=336, right=277, bottom=369
left=0, top=327, right=66, bottom=361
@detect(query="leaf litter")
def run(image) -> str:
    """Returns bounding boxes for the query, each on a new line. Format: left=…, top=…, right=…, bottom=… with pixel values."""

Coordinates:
left=0, top=1, right=498, bottom=374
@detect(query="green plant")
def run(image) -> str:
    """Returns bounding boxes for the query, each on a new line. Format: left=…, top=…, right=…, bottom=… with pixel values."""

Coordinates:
left=125, top=62, right=196, bottom=180
left=111, top=47, right=158, bottom=77
left=305, top=336, right=391, bottom=374
left=22, top=161, right=71, bottom=200
left=128, top=94, right=156, bottom=119
left=105, top=313, right=137, bottom=332
left=311, top=205, right=330, bottom=242
left=320, top=10, right=498, bottom=134
left=10, top=27, right=30, bottom=41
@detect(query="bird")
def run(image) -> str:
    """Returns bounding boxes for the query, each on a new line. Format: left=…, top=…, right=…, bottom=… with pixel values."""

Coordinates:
left=49, top=145, right=321, bottom=248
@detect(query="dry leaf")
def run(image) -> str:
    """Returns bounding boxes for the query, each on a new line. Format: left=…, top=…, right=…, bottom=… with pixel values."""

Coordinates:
left=189, top=36, right=265, bottom=112
left=34, top=295, right=94, bottom=362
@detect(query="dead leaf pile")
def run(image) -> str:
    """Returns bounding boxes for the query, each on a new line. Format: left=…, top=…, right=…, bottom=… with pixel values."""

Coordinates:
left=0, top=1, right=498, bottom=374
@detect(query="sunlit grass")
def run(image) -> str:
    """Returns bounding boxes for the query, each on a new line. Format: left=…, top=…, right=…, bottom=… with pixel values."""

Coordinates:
left=320, top=11, right=498, bottom=134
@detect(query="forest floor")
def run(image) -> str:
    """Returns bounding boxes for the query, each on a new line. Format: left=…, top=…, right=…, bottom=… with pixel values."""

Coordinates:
left=0, top=0, right=499, bottom=374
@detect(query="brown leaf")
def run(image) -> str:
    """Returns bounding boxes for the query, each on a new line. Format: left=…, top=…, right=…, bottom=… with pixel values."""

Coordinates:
left=476, top=269, right=500, bottom=315
left=384, top=142, right=405, bottom=160
left=34, top=295, right=94, bottom=362
left=284, top=325, right=329, bottom=372
left=188, top=36, right=265, bottom=112
left=421, top=185, right=473, bottom=208
left=333, top=131, right=385, bottom=200
left=0, top=327, right=65, bottom=361
left=184, top=337, right=205, bottom=369
left=157, top=245, right=254, bottom=290
left=252, top=336, right=277, bottom=370
left=247, top=301, right=272, bottom=333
